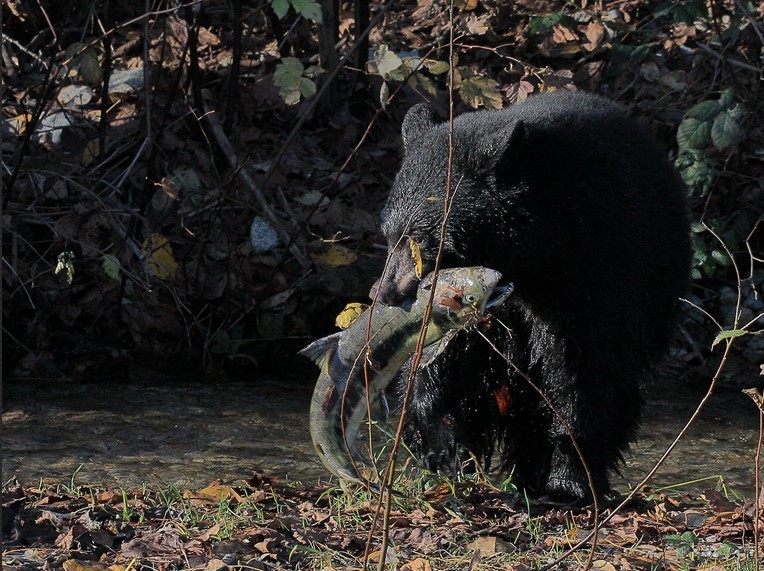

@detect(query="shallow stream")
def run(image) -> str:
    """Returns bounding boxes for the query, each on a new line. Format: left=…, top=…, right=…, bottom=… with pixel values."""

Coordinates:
left=2, top=371, right=760, bottom=496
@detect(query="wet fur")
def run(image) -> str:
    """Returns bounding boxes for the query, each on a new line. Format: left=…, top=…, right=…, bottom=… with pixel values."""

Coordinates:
left=376, top=91, right=692, bottom=501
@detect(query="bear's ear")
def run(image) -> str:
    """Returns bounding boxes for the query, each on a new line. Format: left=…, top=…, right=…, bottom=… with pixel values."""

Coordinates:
left=470, top=119, right=526, bottom=172
left=402, top=104, right=439, bottom=151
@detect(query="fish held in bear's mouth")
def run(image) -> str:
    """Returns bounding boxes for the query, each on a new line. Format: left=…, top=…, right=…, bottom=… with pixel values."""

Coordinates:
left=300, top=267, right=513, bottom=487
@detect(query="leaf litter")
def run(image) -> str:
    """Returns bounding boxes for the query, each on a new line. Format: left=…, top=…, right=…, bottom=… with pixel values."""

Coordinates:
left=2, top=475, right=761, bottom=570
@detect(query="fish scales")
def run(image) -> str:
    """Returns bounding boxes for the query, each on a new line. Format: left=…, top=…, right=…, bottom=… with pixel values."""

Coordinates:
left=301, top=267, right=512, bottom=486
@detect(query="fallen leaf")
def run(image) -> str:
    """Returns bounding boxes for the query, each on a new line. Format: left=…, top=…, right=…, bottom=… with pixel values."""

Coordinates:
left=63, top=561, right=111, bottom=571
left=2, top=114, right=33, bottom=137
left=591, top=561, right=617, bottom=571
left=401, top=557, right=432, bottom=571
left=583, top=21, right=605, bottom=51
left=335, top=302, right=367, bottom=329
left=142, top=234, right=178, bottom=280
left=469, top=535, right=515, bottom=555
left=185, top=484, right=245, bottom=505
left=310, top=244, right=358, bottom=268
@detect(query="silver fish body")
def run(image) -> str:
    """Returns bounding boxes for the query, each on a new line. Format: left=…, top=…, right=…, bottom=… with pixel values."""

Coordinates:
left=300, top=266, right=511, bottom=486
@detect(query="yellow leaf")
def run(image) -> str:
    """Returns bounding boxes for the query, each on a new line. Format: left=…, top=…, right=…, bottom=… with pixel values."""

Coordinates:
left=63, top=561, right=110, bottom=571
left=2, top=113, right=33, bottom=137
left=142, top=233, right=178, bottom=279
left=454, top=0, right=478, bottom=10
left=335, top=302, right=368, bottom=329
left=409, top=240, right=423, bottom=279
left=310, top=244, right=358, bottom=268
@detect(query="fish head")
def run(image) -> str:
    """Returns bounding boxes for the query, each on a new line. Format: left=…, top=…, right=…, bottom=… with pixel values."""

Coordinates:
left=420, top=267, right=509, bottom=328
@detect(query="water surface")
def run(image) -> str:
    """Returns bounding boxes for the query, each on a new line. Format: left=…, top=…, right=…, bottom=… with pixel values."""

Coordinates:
left=2, top=372, right=759, bottom=496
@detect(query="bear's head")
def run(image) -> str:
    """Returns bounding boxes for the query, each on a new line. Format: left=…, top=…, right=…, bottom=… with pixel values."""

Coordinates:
left=371, top=103, right=525, bottom=305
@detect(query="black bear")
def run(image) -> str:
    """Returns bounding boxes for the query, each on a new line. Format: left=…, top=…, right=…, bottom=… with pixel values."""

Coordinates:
left=371, top=90, right=692, bottom=501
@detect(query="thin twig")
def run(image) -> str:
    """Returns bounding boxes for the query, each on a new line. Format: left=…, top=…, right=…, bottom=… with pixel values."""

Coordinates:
left=257, top=0, right=394, bottom=196
left=0, top=33, right=49, bottom=69
left=200, top=99, right=311, bottom=268
left=696, top=43, right=759, bottom=72
left=542, top=225, right=748, bottom=569
left=374, top=3, right=461, bottom=570
left=476, top=330, right=600, bottom=570
left=756, top=401, right=762, bottom=571
left=97, top=4, right=112, bottom=162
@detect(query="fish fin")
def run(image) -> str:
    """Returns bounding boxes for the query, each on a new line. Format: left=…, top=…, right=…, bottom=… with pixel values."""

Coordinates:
left=420, top=329, right=459, bottom=367
left=299, top=332, right=342, bottom=367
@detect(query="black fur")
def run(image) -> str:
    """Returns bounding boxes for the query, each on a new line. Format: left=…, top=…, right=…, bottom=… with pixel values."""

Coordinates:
left=373, top=91, right=692, bottom=501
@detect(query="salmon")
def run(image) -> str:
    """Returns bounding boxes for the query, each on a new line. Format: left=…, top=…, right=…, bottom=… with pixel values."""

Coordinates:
left=300, top=267, right=512, bottom=486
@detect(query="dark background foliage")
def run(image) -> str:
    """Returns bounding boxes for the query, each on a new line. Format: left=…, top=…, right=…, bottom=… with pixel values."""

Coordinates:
left=2, top=0, right=762, bottom=380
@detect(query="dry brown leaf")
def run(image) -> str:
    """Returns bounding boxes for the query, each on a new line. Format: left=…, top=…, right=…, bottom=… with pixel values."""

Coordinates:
left=469, top=535, right=515, bottom=555
left=196, top=522, right=222, bottom=542
left=401, top=557, right=432, bottom=571
left=186, top=484, right=245, bottom=505
left=254, top=537, right=277, bottom=553
left=63, top=561, right=111, bottom=571
left=204, top=558, right=227, bottom=571
left=591, top=560, right=617, bottom=571
left=583, top=20, right=606, bottom=51
left=552, top=23, right=578, bottom=43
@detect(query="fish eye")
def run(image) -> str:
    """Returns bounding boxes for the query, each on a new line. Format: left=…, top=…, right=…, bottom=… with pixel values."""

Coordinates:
left=464, top=293, right=477, bottom=304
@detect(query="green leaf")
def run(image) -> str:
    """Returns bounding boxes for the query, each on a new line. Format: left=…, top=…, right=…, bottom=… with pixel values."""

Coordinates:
left=373, top=45, right=403, bottom=79
left=629, top=44, right=653, bottom=63
left=652, top=1, right=676, bottom=17
left=270, top=0, right=289, bottom=19
left=677, top=118, right=712, bottom=150
left=291, top=0, right=321, bottom=22
left=103, top=254, right=121, bottom=281
left=719, top=87, right=736, bottom=109
left=409, top=72, right=437, bottom=96
left=459, top=75, right=502, bottom=109
left=79, top=47, right=103, bottom=86
left=273, top=58, right=315, bottom=105
left=690, top=221, right=705, bottom=233
left=712, top=329, right=748, bottom=348
left=529, top=12, right=574, bottom=36
left=425, top=60, right=450, bottom=75
left=684, top=100, right=720, bottom=121
left=710, top=249, right=732, bottom=266
left=280, top=88, right=301, bottom=106
left=274, top=57, right=304, bottom=83
left=606, top=44, right=652, bottom=64
left=295, top=190, right=329, bottom=206
left=168, top=167, right=201, bottom=194
left=298, top=77, right=316, bottom=98
left=711, top=109, right=742, bottom=150
left=656, top=0, right=707, bottom=24
left=679, top=158, right=716, bottom=195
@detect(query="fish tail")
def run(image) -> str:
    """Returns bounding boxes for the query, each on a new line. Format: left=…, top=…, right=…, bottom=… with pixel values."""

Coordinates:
left=299, top=332, right=343, bottom=367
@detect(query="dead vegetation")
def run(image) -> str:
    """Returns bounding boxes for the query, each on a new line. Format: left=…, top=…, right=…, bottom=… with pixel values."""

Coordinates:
left=3, top=0, right=762, bottom=377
